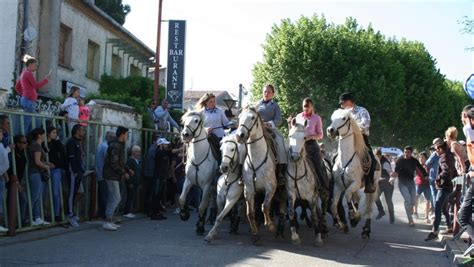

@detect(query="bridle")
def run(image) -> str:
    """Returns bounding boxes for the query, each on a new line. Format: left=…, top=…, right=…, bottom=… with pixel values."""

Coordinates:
left=334, top=116, right=352, bottom=140
left=221, top=140, right=242, bottom=193
left=184, top=116, right=206, bottom=143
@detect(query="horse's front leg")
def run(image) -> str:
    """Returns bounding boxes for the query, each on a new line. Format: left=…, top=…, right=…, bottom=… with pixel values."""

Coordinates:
left=178, top=177, right=193, bottom=221
left=311, top=195, right=323, bottom=246
left=196, top=183, right=211, bottom=235
left=262, top=177, right=277, bottom=234
left=204, top=184, right=242, bottom=242
left=345, top=180, right=362, bottom=228
left=331, top=182, right=344, bottom=231
left=361, top=191, right=378, bottom=239
left=287, top=190, right=300, bottom=244
left=244, top=188, right=259, bottom=244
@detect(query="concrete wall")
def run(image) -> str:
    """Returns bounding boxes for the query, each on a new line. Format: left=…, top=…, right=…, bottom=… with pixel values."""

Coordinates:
left=0, top=0, right=19, bottom=91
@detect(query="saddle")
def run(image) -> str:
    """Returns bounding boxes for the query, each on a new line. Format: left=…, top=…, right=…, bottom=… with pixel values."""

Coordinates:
left=361, top=151, right=380, bottom=175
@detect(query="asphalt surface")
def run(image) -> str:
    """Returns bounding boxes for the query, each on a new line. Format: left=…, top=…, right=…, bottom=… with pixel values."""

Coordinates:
left=0, top=183, right=451, bottom=266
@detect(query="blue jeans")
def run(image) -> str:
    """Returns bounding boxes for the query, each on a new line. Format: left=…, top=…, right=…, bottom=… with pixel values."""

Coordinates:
left=399, top=181, right=416, bottom=222
left=28, top=172, right=43, bottom=219
left=50, top=169, right=62, bottom=217
left=19, top=97, right=36, bottom=132
left=105, top=180, right=121, bottom=219
left=429, top=181, right=437, bottom=210
left=97, top=180, right=108, bottom=219
left=434, top=188, right=452, bottom=232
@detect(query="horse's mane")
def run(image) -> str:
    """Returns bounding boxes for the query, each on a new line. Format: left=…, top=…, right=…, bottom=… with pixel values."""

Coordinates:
left=333, top=109, right=367, bottom=158
left=181, top=110, right=203, bottom=124
left=289, top=123, right=305, bottom=135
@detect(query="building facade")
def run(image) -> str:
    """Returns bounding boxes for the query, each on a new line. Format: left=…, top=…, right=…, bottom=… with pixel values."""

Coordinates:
left=0, top=0, right=155, bottom=98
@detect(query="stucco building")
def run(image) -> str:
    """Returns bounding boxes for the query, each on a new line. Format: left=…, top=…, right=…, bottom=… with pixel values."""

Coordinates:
left=0, top=0, right=154, bottom=98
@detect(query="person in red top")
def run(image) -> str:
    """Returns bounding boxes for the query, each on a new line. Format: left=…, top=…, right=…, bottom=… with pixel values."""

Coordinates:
left=78, top=99, right=90, bottom=126
left=14, top=57, right=50, bottom=132
left=414, top=152, right=432, bottom=224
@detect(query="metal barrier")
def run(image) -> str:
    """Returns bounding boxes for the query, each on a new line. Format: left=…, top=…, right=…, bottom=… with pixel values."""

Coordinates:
left=0, top=108, right=179, bottom=235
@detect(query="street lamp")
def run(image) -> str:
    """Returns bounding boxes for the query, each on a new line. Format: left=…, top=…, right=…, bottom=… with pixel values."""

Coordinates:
left=223, top=98, right=237, bottom=118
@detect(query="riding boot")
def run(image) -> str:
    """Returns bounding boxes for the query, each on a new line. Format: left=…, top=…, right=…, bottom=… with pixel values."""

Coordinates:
left=364, top=152, right=377, bottom=193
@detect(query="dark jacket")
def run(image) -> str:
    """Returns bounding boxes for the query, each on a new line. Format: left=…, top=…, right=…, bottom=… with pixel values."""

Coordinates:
left=155, top=147, right=173, bottom=180
left=103, top=139, right=128, bottom=181
left=126, top=158, right=141, bottom=185
left=8, top=148, right=27, bottom=182
left=436, top=150, right=455, bottom=190
left=47, top=139, right=66, bottom=170
left=66, top=136, right=84, bottom=174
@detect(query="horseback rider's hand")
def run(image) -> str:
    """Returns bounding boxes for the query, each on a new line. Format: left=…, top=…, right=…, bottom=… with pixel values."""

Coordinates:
left=206, top=127, right=212, bottom=135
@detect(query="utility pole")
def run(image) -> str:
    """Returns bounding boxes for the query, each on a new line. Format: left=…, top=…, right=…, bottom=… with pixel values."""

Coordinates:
left=153, top=0, right=163, bottom=103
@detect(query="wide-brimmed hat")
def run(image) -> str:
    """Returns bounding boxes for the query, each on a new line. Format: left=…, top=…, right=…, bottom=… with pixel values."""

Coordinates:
left=157, top=138, right=170, bottom=145
left=339, top=92, right=354, bottom=104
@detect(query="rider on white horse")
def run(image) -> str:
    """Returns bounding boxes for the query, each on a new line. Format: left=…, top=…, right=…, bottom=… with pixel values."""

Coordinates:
left=293, top=98, right=330, bottom=236
left=256, top=85, right=288, bottom=184
left=338, top=92, right=377, bottom=193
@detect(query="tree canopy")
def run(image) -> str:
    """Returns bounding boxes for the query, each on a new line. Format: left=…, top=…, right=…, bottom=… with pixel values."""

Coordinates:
left=252, top=15, right=470, bottom=149
left=95, top=0, right=131, bottom=25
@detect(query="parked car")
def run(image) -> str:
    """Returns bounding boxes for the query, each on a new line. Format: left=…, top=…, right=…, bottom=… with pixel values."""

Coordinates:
left=381, top=147, right=403, bottom=157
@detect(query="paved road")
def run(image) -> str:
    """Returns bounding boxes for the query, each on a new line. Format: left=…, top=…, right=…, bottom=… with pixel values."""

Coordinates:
left=0, top=185, right=450, bottom=266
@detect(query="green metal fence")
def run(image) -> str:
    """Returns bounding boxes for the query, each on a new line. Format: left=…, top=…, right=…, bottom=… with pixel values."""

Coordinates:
left=0, top=108, right=179, bottom=235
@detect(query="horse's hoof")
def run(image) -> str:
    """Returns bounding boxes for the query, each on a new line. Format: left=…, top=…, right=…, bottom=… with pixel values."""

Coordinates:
left=314, top=234, right=323, bottom=247
left=292, top=237, right=301, bottom=245
left=251, top=234, right=261, bottom=245
left=362, top=228, right=370, bottom=239
left=180, top=209, right=190, bottom=221
left=267, top=223, right=276, bottom=233
left=196, top=227, right=205, bottom=235
left=321, top=232, right=329, bottom=240
left=203, top=235, right=212, bottom=243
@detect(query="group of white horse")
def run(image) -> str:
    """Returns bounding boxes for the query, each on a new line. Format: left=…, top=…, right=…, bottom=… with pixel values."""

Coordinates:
left=179, top=107, right=381, bottom=245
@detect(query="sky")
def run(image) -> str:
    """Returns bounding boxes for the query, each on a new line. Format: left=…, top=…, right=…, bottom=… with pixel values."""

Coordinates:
left=122, top=0, right=474, bottom=97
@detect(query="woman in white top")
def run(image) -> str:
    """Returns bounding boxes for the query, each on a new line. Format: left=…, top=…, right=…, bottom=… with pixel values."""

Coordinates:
left=60, top=86, right=80, bottom=133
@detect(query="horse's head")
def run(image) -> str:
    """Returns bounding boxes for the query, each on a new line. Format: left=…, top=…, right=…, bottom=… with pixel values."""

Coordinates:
left=236, top=107, right=260, bottom=144
left=220, top=135, right=239, bottom=174
left=181, top=111, right=204, bottom=143
left=327, top=109, right=353, bottom=139
left=288, top=118, right=306, bottom=161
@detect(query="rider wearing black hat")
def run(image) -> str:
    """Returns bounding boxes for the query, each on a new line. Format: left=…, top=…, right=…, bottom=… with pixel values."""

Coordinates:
left=339, top=92, right=377, bottom=193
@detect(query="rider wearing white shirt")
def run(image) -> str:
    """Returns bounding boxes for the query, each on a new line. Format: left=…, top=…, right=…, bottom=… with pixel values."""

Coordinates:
left=339, top=92, right=376, bottom=193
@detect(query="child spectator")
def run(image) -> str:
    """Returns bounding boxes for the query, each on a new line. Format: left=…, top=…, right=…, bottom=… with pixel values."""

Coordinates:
left=8, top=135, right=28, bottom=225
left=61, top=87, right=80, bottom=133
left=65, top=125, right=85, bottom=227
left=78, top=98, right=90, bottom=126
left=124, top=146, right=142, bottom=219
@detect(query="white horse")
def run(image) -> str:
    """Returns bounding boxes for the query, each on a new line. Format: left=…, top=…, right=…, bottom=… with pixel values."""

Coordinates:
left=204, top=134, right=244, bottom=243
left=327, top=109, right=380, bottom=239
left=286, top=119, right=323, bottom=246
left=180, top=111, right=219, bottom=235
left=236, top=107, right=277, bottom=244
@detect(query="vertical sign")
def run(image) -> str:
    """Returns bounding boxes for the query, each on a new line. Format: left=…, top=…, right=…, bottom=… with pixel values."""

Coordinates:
left=166, top=20, right=186, bottom=109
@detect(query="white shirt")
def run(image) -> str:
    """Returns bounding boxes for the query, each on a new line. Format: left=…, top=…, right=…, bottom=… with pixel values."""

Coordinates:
left=61, top=97, right=79, bottom=120
left=463, top=124, right=474, bottom=142
left=0, top=144, right=9, bottom=175
left=350, top=105, right=371, bottom=136
left=203, top=108, right=229, bottom=138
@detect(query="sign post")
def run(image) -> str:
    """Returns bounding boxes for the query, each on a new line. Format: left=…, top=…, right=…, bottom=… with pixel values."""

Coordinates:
left=166, top=20, right=186, bottom=109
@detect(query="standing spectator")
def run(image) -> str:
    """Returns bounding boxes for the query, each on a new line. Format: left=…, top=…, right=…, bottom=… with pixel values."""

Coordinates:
left=150, top=138, right=180, bottom=220
left=46, top=127, right=66, bottom=222
left=60, top=87, right=80, bottom=133
left=27, top=128, right=52, bottom=226
left=459, top=106, right=474, bottom=254
left=392, top=146, right=428, bottom=227
left=414, top=152, right=432, bottom=224
left=65, top=125, right=85, bottom=227
left=426, top=139, right=441, bottom=214
left=124, top=146, right=142, bottom=219
left=0, top=128, right=10, bottom=232
left=143, top=134, right=158, bottom=216
left=154, top=99, right=181, bottom=133
left=8, top=135, right=28, bottom=224
left=425, top=140, right=456, bottom=241
left=102, top=126, right=131, bottom=231
left=15, top=56, right=50, bottom=132
left=78, top=98, right=90, bottom=126
left=95, top=130, right=115, bottom=219
left=375, top=148, right=395, bottom=224
left=0, top=115, right=13, bottom=150
left=445, top=126, right=467, bottom=235
left=147, top=100, right=157, bottom=127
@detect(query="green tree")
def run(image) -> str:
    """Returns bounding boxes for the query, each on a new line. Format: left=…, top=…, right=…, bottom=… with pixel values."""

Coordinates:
left=95, top=0, right=131, bottom=25
left=252, top=15, right=469, bottom=149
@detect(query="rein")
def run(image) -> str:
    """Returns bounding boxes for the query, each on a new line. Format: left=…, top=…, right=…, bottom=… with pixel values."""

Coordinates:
left=340, top=152, right=356, bottom=189
left=185, top=116, right=210, bottom=187
left=286, top=153, right=308, bottom=200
